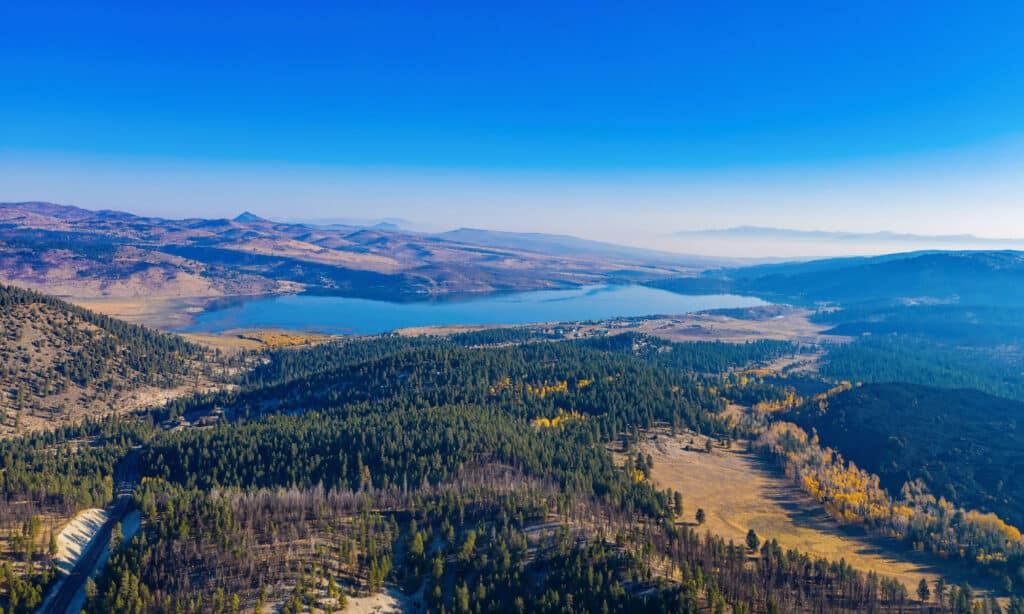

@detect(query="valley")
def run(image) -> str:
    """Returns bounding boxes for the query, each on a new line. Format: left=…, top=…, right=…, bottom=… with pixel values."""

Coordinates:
left=635, top=429, right=1001, bottom=598
left=2, top=215, right=1024, bottom=613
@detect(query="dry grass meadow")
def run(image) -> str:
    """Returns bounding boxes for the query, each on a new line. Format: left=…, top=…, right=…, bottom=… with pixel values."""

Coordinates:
left=634, top=429, right=1001, bottom=596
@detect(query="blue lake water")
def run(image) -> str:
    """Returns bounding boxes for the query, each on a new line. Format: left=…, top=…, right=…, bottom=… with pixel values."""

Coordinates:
left=180, top=285, right=767, bottom=335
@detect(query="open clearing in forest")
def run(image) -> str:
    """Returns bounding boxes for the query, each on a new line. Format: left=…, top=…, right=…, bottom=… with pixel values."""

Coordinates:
left=637, top=430, right=1000, bottom=595
left=635, top=307, right=842, bottom=345
left=344, top=587, right=422, bottom=614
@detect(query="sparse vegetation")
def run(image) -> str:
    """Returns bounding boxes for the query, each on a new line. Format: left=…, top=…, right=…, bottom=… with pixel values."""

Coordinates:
left=0, top=283, right=229, bottom=435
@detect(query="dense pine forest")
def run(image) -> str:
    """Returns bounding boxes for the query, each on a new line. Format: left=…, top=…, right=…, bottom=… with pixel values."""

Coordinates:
left=25, top=331, right=1009, bottom=612
left=816, top=305, right=1024, bottom=402
left=79, top=334, right=934, bottom=613
left=789, top=383, right=1024, bottom=538
left=820, top=335, right=1024, bottom=402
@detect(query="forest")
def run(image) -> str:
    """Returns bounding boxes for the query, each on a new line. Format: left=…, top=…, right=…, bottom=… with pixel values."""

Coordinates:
left=2, top=316, right=1022, bottom=613
left=788, top=383, right=1024, bottom=538
left=75, top=335, right=1017, bottom=612
left=819, top=334, right=1024, bottom=402
left=757, top=419, right=1024, bottom=588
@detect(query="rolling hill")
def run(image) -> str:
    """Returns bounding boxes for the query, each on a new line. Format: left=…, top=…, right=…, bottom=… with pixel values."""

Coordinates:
left=0, top=283, right=215, bottom=435
left=652, top=250, right=1024, bottom=307
left=790, top=382, right=1024, bottom=529
left=0, top=202, right=710, bottom=314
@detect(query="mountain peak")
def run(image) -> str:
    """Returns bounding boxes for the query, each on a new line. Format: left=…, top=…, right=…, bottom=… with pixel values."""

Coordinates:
left=233, top=211, right=265, bottom=223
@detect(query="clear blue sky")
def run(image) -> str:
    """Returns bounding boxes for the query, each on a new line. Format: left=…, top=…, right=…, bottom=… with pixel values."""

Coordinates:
left=2, top=1, right=1022, bottom=246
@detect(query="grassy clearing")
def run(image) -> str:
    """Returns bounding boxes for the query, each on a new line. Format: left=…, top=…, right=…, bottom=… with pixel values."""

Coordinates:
left=180, top=328, right=341, bottom=353
left=635, top=429, right=1001, bottom=596
left=635, top=308, right=842, bottom=345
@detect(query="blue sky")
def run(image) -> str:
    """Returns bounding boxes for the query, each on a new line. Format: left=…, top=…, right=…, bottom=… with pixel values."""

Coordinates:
left=2, top=1, right=1022, bottom=248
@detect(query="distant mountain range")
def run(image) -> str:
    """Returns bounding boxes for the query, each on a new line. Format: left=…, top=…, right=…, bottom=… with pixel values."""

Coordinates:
left=437, top=227, right=727, bottom=267
left=650, top=249, right=1024, bottom=307
left=9, top=201, right=1024, bottom=321
left=274, top=214, right=415, bottom=231
left=669, top=226, right=1024, bottom=259
left=675, top=226, right=1024, bottom=245
left=0, top=202, right=719, bottom=316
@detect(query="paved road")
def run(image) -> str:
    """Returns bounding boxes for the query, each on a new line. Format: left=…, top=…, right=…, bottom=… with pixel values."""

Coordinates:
left=40, top=450, right=140, bottom=614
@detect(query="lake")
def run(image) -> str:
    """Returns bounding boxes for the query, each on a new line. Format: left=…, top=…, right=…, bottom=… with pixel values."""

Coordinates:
left=180, top=285, right=767, bottom=335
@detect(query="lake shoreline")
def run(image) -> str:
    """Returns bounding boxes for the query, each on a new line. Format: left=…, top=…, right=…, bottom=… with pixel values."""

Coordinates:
left=175, top=284, right=768, bottom=336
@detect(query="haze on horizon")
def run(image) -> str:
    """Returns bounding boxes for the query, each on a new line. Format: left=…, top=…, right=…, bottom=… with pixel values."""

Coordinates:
left=2, top=2, right=1022, bottom=258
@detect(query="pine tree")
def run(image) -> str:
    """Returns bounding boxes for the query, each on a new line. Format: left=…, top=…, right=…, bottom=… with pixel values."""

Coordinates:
left=746, top=529, right=759, bottom=552
left=917, top=578, right=931, bottom=602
